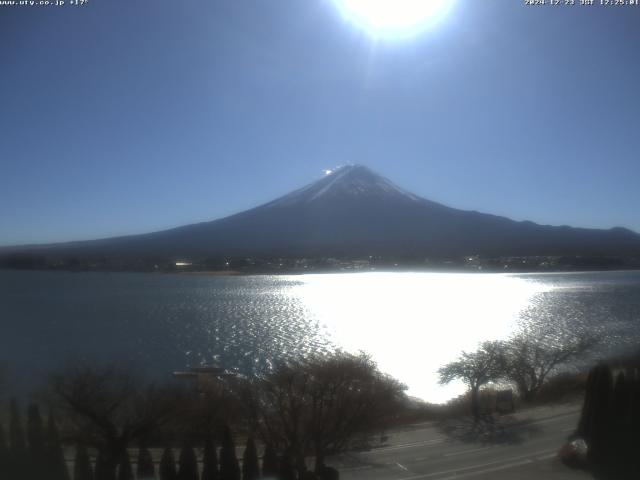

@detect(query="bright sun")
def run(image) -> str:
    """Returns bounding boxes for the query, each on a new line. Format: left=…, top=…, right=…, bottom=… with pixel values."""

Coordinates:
left=333, top=0, right=454, bottom=38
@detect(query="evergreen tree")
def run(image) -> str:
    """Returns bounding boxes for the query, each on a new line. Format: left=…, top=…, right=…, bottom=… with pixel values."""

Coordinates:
left=578, top=365, right=607, bottom=442
left=95, top=451, right=110, bottom=480
left=577, top=366, right=597, bottom=439
left=261, top=444, right=279, bottom=478
left=117, top=449, right=133, bottom=480
left=136, top=444, right=155, bottom=480
left=159, top=447, right=178, bottom=480
left=219, top=425, right=240, bottom=480
left=9, top=399, right=27, bottom=480
left=9, top=399, right=26, bottom=455
left=178, top=445, right=198, bottom=480
left=590, top=367, right=640, bottom=478
left=279, top=448, right=295, bottom=480
left=27, top=404, right=46, bottom=478
left=74, top=444, right=94, bottom=480
left=0, top=422, right=9, bottom=480
left=242, top=437, right=260, bottom=480
left=611, top=372, right=633, bottom=470
left=585, top=365, right=613, bottom=467
left=201, top=436, right=219, bottom=480
left=630, top=370, right=640, bottom=478
left=46, top=412, right=70, bottom=480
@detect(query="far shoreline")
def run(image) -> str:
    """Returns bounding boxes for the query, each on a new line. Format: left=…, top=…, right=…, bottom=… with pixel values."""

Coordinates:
left=170, top=266, right=640, bottom=277
left=2, top=266, right=640, bottom=277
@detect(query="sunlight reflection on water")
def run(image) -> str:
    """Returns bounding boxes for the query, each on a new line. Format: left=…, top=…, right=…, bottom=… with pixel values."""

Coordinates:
left=292, top=272, right=553, bottom=403
left=2, top=270, right=639, bottom=402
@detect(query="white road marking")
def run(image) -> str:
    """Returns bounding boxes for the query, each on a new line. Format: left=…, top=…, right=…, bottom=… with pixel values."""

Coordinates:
left=365, top=438, right=446, bottom=453
left=397, top=448, right=555, bottom=480
left=536, top=453, right=558, bottom=461
left=396, top=463, right=410, bottom=472
left=531, top=412, right=579, bottom=425
left=411, top=455, right=434, bottom=463
left=443, top=446, right=493, bottom=457
left=437, top=459, right=533, bottom=479
left=340, top=464, right=373, bottom=472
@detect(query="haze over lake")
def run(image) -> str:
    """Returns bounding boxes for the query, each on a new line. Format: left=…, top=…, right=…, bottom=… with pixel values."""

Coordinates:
left=2, top=269, right=639, bottom=403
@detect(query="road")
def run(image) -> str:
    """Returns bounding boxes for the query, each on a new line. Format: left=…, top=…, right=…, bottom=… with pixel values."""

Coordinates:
left=330, top=403, right=592, bottom=480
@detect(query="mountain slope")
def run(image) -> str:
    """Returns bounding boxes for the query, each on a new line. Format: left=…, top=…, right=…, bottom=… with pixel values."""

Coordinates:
left=4, top=165, right=640, bottom=260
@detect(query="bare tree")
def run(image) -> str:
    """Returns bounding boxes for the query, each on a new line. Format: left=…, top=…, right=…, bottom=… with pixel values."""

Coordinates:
left=304, top=353, right=406, bottom=471
left=438, top=341, right=505, bottom=421
left=238, top=352, right=407, bottom=474
left=501, top=324, right=597, bottom=402
left=49, top=364, right=180, bottom=480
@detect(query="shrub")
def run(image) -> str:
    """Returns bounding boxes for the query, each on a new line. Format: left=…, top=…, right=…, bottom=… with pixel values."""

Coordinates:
left=201, top=436, right=219, bottom=480
left=178, top=445, right=198, bottom=480
left=242, top=437, right=259, bottom=480
left=160, top=448, right=178, bottom=480
left=136, top=445, right=155, bottom=480
left=219, top=425, right=240, bottom=480
left=74, top=444, right=94, bottom=480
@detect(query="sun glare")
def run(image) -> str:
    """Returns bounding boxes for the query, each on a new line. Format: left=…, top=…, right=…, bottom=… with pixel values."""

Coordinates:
left=294, top=272, right=551, bottom=403
left=333, top=0, right=455, bottom=38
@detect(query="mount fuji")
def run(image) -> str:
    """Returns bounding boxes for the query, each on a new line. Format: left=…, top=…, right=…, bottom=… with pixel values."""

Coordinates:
left=4, top=165, right=640, bottom=261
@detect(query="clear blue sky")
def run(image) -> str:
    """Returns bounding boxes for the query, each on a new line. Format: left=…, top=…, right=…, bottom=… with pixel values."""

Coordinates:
left=1, top=0, right=639, bottom=246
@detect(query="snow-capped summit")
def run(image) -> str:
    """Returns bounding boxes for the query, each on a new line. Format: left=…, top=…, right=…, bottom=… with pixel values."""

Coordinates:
left=265, top=164, right=422, bottom=208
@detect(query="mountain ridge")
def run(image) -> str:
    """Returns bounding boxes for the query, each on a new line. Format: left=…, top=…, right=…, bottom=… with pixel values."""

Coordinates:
left=2, top=165, right=640, bottom=261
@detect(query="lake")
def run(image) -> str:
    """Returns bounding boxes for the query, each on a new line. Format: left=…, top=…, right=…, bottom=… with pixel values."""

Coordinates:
left=1, top=269, right=639, bottom=402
